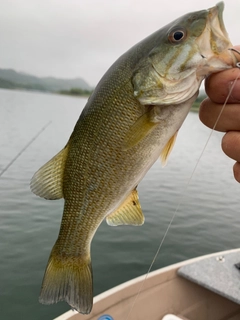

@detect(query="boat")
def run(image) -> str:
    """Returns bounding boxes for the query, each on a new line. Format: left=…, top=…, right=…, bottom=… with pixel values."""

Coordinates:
left=54, top=248, right=240, bottom=320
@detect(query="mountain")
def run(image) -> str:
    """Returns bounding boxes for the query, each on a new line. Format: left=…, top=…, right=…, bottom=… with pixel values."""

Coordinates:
left=0, top=69, right=92, bottom=92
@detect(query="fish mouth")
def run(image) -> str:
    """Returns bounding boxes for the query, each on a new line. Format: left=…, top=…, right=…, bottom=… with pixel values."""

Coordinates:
left=197, top=2, right=237, bottom=76
left=209, top=2, right=229, bottom=45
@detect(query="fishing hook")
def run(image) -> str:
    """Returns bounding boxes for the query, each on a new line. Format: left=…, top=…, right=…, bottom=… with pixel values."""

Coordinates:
left=228, top=48, right=240, bottom=68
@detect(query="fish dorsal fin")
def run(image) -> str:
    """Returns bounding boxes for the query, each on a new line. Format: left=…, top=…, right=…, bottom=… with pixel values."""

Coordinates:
left=160, top=131, right=178, bottom=167
left=106, top=189, right=144, bottom=226
left=30, top=144, right=69, bottom=199
left=124, top=112, right=158, bottom=150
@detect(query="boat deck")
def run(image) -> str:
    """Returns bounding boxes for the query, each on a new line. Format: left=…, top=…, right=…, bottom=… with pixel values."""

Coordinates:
left=178, top=250, right=240, bottom=306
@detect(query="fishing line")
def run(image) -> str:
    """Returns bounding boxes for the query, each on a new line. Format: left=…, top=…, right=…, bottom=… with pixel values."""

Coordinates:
left=126, top=65, right=240, bottom=320
left=0, top=121, right=52, bottom=178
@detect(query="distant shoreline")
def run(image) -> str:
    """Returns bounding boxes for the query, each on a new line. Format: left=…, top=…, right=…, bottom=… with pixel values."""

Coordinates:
left=0, top=86, right=92, bottom=98
left=58, top=88, right=93, bottom=97
left=0, top=68, right=93, bottom=95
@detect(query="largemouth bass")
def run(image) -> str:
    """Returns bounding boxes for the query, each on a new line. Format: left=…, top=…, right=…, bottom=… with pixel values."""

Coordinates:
left=31, top=2, right=236, bottom=314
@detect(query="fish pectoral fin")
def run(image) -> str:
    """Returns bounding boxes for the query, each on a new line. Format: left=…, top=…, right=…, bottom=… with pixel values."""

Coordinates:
left=30, top=144, right=69, bottom=200
left=123, top=112, right=158, bottom=150
left=106, top=189, right=144, bottom=226
left=160, top=131, right=178, bottom=167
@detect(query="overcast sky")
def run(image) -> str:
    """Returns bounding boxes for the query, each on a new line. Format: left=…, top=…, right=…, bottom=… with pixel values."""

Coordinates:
left=1, top=0, right=239, bottom=86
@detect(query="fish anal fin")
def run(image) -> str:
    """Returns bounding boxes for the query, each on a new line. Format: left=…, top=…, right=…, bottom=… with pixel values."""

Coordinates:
left=106, top=189, right=144, bottom=226
left=124, top=112, right=158, bottom=150
left=160, top=131, right=178, bottom=167
left=39, top=245, right=93, bottom=314
left=30, top=144, right=69, bottom=200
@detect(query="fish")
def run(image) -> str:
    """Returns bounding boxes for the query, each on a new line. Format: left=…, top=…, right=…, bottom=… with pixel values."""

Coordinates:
left=31, top=2, right=236, bottom=314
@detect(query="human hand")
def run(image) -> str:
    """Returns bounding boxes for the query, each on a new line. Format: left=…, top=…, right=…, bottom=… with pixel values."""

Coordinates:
left=199, top=47, right=240, bottom=182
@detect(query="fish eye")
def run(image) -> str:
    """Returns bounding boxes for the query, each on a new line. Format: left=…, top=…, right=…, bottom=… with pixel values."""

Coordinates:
left=168, top=28, right=186, bottom=43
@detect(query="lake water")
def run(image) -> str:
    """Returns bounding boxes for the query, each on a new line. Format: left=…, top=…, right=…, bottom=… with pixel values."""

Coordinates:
left=0, top=88, right=239, bottom=320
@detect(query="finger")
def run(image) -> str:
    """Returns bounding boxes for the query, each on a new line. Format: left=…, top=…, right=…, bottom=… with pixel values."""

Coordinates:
left=204, top=68, right=240, bottom=104
left=233, top=162, right=240, bottom=183
left=199, top=99, right=240, bottom=132
left=222, top=131, right=240, bottom=162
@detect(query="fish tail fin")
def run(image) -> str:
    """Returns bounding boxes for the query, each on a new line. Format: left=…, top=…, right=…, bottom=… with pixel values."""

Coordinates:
left=39, top=246, right=93, bottom=314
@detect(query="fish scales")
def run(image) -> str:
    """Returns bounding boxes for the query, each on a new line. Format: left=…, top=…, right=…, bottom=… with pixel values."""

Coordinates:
left=31, top=2, right=237, bottom=314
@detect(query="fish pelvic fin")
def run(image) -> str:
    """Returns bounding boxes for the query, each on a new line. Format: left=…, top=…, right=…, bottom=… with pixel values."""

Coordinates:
left=30, top=144, right=69, bottom=200
left=106, top=189, right=144, bottom=226
left=39, top=247, right=93, bottom=314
